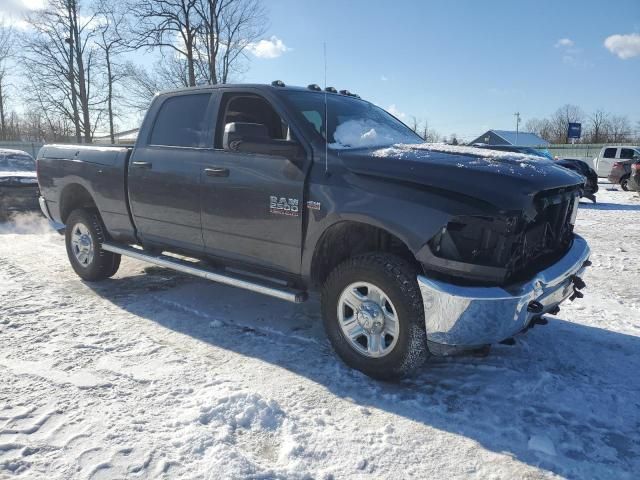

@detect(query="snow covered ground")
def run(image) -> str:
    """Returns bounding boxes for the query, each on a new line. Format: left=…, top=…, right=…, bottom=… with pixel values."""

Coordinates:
left=1, top=186, right=639, bottom=479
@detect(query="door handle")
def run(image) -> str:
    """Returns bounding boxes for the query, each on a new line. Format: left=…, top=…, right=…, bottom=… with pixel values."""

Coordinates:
left=204, top=167, right=230, bottom=177
left=132, top=161, right=152, bottom=169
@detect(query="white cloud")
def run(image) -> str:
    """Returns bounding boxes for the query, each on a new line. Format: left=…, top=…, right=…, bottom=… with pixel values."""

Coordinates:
left=604, top=33, right=640, bottom=59
left=247, top=36, right=290, bottom=59
left=386, top=104, right=406, bottom=119
left=0, top=0, right=46, bottom=29
left=555, top=38, right=575, bottom=48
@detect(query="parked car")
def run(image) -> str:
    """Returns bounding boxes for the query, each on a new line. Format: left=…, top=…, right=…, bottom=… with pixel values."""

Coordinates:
left=37, top=82, right=590, bottom=379
left=471, top=144, right=598, bottom=202
left=608, top=160, right=637, bottom=191
left=0, top=149, right=40, bottom=221
left=593, top=145, right=640, bottom=178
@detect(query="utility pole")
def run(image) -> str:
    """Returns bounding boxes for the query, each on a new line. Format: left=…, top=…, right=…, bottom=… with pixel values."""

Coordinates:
left=514, top=112, right=521, bottom=145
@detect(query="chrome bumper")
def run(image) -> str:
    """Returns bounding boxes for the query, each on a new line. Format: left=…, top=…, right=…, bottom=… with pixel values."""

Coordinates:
left=418, top=235, right=590, bottom=348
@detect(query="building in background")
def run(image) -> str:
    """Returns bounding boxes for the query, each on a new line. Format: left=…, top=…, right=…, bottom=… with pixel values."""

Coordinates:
left=470, top=129, right=549, bottom=147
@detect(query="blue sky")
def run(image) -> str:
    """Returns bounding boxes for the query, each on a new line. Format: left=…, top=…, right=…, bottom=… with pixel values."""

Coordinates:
left=242, top=0, right=640, bottom=140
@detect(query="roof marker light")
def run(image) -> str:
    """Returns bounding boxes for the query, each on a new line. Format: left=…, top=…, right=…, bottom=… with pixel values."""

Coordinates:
left=324, top=87, right=337, bottom=93
left=271, top=80, right=286, bottom=87
left=307, top=84, right=322, bottom=91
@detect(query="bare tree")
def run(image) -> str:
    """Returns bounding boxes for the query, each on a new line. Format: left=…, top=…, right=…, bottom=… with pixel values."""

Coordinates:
left=194, top=0, right=266, bottom=84
left=21, top=0, right=100, bottom=143
left=524, top=118, right=553, bottom=142
left=120, top=60, right=179, bottom=113
left=549, top=104, right=584, bottom=143
left=131, top=0, right=200, bottom=87
left=0, top=23, right=13, bottom=140
left=586, top=110, right=610, bottom=143
left=96, top=3, right=131, bottom=143
left=609, top=115, right=631, bottom=143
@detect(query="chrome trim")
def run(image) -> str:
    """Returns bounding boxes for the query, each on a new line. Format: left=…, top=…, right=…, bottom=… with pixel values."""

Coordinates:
left=101, top=242, right=308, bottom=303
left=38, top=196, right=53, bottom=222
left=39, top=196, right=65, bottom=232
left=418, top=235, right=590, bottom=348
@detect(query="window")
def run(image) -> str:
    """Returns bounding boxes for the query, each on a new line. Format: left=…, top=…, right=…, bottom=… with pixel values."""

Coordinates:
left=620, top=148, right=636, bottom=159
left=216, top=94, right=288, bottom=148
left=603, top=148, right=617, bottom=159
left=282, top=91, right=421, bottom=149
left=150, top=94, right=211, bottom=147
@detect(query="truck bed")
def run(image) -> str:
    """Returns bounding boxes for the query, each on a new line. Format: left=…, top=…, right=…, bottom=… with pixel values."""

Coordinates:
left=37, top=144, right=136, bottom=242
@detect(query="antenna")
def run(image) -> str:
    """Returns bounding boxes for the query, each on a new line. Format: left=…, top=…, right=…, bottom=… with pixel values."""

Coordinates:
left=324, top=42, right=329, bottom=175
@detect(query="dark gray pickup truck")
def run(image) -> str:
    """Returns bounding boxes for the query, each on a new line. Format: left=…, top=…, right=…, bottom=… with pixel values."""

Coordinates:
left=37, top=82, right=591, bottom=379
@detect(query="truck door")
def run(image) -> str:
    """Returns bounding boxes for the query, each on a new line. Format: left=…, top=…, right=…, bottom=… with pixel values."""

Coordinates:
left=200, top=91, right=306, bottom=274
left=596, top=147, right=618, bottom=177
left=128, top=93, right=215, bottom=251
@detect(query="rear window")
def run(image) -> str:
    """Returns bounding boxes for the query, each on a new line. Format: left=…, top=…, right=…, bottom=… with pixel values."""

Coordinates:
left=0, top=151, right=35, bottom=172
left=150, top=94, right=211, bottom=147
left=603, top=148, right=617, bottom=159
left=620, top=148, right=636, bottom=159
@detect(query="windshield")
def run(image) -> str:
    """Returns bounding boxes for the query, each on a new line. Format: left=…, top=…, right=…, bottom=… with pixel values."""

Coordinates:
left=0, top=151, right=36, bottom=172
left=282, top=91, right=422, bottom=149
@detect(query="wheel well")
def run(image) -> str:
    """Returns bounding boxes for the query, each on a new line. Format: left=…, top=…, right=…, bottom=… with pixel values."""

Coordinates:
left=310, top=221, right=419, bottom=286
left=59, top=184, right=97, bottom=224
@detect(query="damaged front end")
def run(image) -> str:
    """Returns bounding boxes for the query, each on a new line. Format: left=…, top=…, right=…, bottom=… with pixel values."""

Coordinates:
left=416, top=186, right=590, bottom=350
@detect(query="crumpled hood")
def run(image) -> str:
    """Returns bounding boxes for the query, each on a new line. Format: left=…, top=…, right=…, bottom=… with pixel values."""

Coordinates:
left=338, top=143, right=584, bottom=211
left=0, top=171, right=38, bottom=185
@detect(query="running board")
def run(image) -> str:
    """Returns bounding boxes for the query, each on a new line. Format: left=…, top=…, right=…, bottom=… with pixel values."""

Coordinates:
left=101, top=242, right=308, bottom=303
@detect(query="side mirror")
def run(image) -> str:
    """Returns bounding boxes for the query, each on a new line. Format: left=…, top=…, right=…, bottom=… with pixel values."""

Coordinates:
left=223, top=122, right=303, bottom=161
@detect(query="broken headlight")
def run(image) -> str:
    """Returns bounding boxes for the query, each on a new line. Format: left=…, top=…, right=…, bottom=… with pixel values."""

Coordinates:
left=428, top=215, right=519, bottom=269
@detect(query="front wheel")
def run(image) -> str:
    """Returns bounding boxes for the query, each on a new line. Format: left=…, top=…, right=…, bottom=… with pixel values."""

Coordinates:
left=65, top=209, right=121, bottom=281
left=321, top=253, right=429, bottom=380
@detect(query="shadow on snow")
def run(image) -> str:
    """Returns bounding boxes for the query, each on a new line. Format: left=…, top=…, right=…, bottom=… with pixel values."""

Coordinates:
left=87, top=266, right=640, bottom=479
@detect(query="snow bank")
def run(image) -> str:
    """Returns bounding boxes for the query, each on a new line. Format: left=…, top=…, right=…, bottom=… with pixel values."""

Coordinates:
left=330, top=120, right=417, bottom=149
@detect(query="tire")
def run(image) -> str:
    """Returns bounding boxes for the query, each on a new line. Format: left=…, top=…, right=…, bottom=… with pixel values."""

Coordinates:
left=621, top=176, right=629, bottom=191
left=65, top=208, right=121, bottom=281
left=321, top=253, right=429, bottom=380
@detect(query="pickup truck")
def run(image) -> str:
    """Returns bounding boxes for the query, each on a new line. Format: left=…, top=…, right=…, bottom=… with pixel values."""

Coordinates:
left=37, top=82, right=591, bottom=379
left=593, top=145, right=640, bottom=178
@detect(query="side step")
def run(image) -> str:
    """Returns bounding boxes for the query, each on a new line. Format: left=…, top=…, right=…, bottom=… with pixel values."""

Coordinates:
left=102, top=242, right=308, bottom=303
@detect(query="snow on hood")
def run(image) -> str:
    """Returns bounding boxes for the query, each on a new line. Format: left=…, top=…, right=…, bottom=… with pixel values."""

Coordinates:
left=330, top=119, right=419, bottom=150
left=372, top=142, right=554, bottom=175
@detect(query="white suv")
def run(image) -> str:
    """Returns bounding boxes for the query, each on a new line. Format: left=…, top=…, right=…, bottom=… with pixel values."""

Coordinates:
left=594, top=146, right=640, bottom=177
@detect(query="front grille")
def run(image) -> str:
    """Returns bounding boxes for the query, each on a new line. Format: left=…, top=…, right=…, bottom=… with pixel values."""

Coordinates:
left=505, top=187, right=578, bottom=282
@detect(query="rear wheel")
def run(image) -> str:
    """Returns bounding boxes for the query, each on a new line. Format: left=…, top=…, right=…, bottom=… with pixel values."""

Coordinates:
left=621, top=175, right=630, bottom=191
left=321, top=253, right=428, bottom=380
left=65, top=209, right=121, bottom=281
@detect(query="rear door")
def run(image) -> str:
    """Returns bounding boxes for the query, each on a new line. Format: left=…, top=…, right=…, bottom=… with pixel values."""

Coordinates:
left=128, top=92, right=215, bottom=252
left=200, top=90, right=307, bottom=274
left=596, top=147, right=618, bottom=177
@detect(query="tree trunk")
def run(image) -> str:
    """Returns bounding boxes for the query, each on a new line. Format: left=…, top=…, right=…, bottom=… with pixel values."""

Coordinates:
left=67, top=2, right=81, bottom=143
left=186, top=38, right=196, bottom=87
left=70, top=1, right=92, bottom=143
left=106, top=48, right=115, bottom=144
left=0, top=80, right=5, bottom=141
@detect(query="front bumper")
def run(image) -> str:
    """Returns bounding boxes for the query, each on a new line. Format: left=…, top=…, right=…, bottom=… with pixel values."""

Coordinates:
left=418, top=234, right=590, bottom=349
